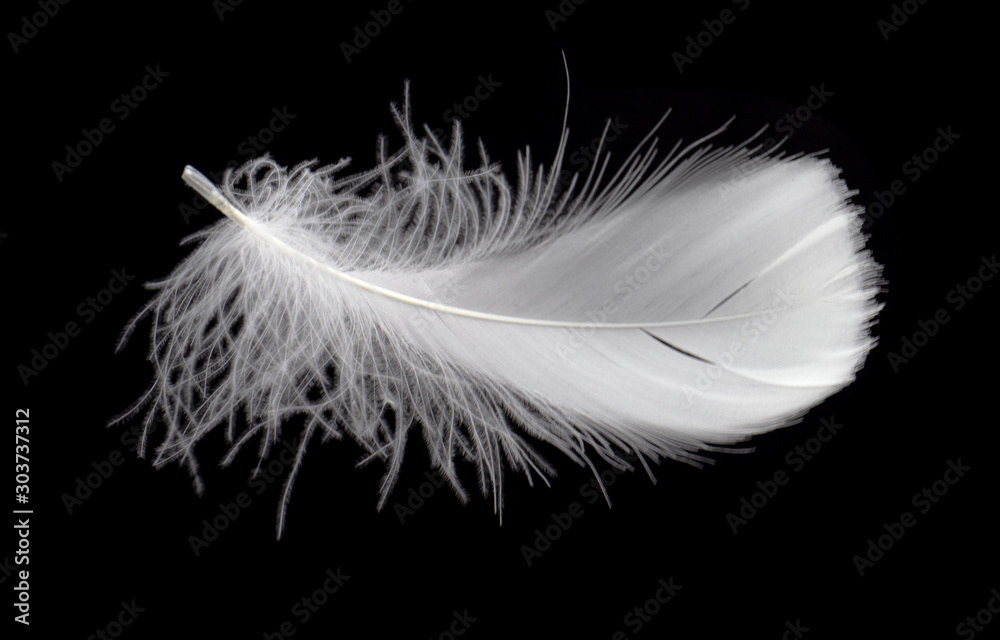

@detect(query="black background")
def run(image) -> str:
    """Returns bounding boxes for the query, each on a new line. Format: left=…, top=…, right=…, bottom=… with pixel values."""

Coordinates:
left=7, top=1, right=996, bottom=638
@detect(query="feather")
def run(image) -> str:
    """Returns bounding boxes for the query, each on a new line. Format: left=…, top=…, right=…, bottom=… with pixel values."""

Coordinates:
left=114, top=84, right=882, bottom=538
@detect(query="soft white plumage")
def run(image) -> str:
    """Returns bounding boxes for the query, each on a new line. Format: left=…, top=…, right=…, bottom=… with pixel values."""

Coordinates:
left=115, top=85, right=881, bottom=537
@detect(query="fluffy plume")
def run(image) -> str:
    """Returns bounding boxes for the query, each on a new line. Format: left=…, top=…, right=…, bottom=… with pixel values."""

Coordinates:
left=114, top=85, right=882, bottom=537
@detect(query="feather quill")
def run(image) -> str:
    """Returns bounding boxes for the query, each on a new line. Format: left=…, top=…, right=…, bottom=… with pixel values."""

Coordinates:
left=115, top=84, right=881, bottom=537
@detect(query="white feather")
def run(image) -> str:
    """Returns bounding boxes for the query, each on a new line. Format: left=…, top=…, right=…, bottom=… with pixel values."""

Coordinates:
left=115, top=85, right=881, bottom=537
